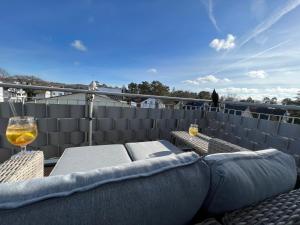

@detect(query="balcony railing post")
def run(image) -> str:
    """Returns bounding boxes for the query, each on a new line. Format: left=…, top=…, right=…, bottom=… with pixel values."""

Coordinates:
left=257, top=113, right=261, bottom=129
left=276, top=116, right=282, bottom=135
left=85, top=92, right=94, bottom=146
left=21, top=96, right=25, bottom=116
left=86, top=82, right=96, bottom=146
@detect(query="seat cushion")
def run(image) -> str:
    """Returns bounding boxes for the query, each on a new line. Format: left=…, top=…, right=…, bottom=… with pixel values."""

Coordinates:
left=0, top=152, right=210, bottom=225
left=50, top=144, right=132, bottom=176
left=125, top=140, right=183, bottom=161
left=202, top=149, right=297, bottom=215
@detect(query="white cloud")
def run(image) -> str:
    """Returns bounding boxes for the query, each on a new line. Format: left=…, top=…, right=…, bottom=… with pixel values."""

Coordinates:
left=247, top=70, right=268, bottom=79
left=217, top=87, right=299, bottom=100
left=184, top=75, right=230, bottom=85
left=197, top=75, right=219, bottom=83
left=184, top=80, right=199, bottom=85
left=240, top=0, right=300, bottom=47
left=147, top=68, right=158, bottom=73
left=71, top=40, right=87, bottom=52
left=210, top=34, right=236, bottom=51
left=219, top=87, right=260, bottom=95
left=201, top=0, right=220, bottom=32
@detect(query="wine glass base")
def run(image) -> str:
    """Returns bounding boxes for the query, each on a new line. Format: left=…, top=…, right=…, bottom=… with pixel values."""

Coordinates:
left=12, top=150, right=33, bottom=159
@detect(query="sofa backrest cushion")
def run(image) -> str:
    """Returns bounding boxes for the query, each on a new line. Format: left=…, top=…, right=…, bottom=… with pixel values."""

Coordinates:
left=0, top=152, right=210, bottom=225
left=202, top=149, right=297, bottom=215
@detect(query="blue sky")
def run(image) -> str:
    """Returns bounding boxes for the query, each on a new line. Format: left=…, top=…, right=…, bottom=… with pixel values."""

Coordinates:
left=1, top=0, right=300, bottom=100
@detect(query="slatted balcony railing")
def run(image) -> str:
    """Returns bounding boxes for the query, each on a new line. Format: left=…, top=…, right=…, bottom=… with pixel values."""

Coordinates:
left=0, top=82, right=299, bottom=164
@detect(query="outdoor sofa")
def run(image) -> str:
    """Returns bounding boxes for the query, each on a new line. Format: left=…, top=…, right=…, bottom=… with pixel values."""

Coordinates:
left=0, top=140, right=298, bottom=225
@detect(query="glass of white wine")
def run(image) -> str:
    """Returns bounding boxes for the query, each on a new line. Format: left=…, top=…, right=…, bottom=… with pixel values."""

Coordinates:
left=189, top=124, right=198, bottom=137
left=6, top=116, right=38, bottom=153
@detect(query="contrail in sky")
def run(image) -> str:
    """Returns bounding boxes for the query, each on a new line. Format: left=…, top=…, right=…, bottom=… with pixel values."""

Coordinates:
left=239, top=0, right=300, bottom=47
left=212, top=40, right=291, bottom=75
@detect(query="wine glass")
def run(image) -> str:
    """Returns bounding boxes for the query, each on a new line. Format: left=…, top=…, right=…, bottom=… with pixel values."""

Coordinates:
left=6, top=116, right=38, bottom=154
left=189, top=124, right=198, bottom=137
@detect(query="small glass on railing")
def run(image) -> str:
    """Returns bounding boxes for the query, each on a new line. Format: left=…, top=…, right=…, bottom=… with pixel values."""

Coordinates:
left=189, top=124, right=198, bottom=137
left=6, top=116, right=38, bottom=153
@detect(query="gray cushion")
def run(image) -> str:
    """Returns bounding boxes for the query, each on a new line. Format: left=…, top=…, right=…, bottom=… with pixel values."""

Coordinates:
left=50, top=144, right=132, bottom=176
left=202, top=149, right=297, bottom=215
left=125, top=140, right=183, bottom=161
left=0, top=152, right=210, bottom=225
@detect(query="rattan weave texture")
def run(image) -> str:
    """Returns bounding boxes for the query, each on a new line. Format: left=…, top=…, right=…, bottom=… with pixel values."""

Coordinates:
left=171, top=131, right=210, bottom=155
left=171, top=131, right=246, bottom=155
left=208, top=138, right=249, bottom=154
left=223, top=188, right=300, bottom=225
left=0, top=151, right=44, bottom=183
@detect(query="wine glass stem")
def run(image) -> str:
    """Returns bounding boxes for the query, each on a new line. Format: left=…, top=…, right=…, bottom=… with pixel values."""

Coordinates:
left=20, top=146, right=27, bottom=153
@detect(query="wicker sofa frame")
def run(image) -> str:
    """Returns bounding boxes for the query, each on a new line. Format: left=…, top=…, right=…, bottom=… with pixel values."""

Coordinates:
left=0, top=151, right=44, bottom=183
left=198, top=188, right=300, bottom=225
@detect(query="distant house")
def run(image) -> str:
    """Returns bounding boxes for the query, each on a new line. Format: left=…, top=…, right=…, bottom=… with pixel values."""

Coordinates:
left=50, top=91, right=65, bottom=97
left=241, top=107, right=253, bottom=118
left=0, top=82, right=3, bottom=102
left=140, top=98, right=165, bottom=109
left=36, top=90, right=65, bottom=99
left=7, top=88, right=27, bottom=102
left=282, top=111, right=290, bottom=123
left=0, top=81, right=28, bottom=102
left=130, top=101, right=137, bottom=107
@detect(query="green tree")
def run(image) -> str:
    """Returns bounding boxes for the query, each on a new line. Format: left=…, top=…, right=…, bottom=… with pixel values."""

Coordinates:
left=128, top=82, right=139, bottom=94
left=138, top=81, right=151, bottom=94
left=0, top=68, right=9, bottom=77
left=26, top=89, right=36, bottom=100
left=150, top=81, right=169, bottom=96
left=263, top=97, right=271, bottom=104
left=282, top=98, right=293, bottom=105
left=211, top=89, right=219, bottom=107
left=198, top=91, right=211, bottom=99
left=270, top=97, right=277, bottom=104
left=170, top=90, right=197, bottom=98
left=240, top=97, right=254, bottom=103
left=248, top=97, right=255, bottom=103
left=296, top=92, right=300, bottom=104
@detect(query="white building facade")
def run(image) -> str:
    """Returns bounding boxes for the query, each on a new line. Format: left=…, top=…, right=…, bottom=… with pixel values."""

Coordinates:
left=140, top=98, right=165, bottom=109
left=0, top=82, right=3, bottom=102
left=36, top=91, right=65, bottom=99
